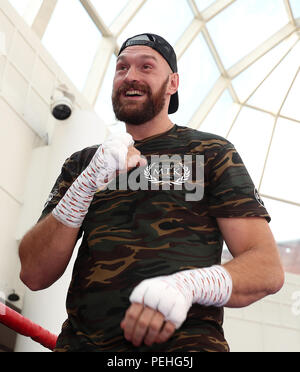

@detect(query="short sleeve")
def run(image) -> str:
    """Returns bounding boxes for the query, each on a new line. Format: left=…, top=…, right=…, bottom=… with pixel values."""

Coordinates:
left=38, top=146, right=98, bottom=222
left=38, top=158, right=79, bottom=222
left=207, top=143, right=270, bottom=222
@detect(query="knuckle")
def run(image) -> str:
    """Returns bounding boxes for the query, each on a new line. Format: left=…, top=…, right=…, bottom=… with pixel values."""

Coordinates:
left=126, top=310, right=137, bottom=321
left=138, top=319, right=148, bottom=330
left=126, top=312, right=136, bottom=321
left=149, top=322, right=160, bottom=333
left=156, top=333, right=168, bottom=343
left=165, top=323, right=175, bottom=333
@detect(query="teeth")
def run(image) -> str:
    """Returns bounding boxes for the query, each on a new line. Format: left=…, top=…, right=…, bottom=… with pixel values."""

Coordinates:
left=125, top=90, right=143, bottom=96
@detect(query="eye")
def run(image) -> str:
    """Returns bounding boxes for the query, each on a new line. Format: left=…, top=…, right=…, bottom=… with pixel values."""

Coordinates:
left=143, top=64, right=152, bottom=70
left=117, top=64, right=128, bottom=71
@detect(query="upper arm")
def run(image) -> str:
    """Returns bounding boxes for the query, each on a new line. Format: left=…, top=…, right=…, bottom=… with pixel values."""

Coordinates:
left=217, top=217, right=278, bottom=258
left=38, top=147, right=97, bottom=222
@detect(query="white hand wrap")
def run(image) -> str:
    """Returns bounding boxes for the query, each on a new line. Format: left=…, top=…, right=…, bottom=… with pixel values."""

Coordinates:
left=129, top=265, right=232, bottom=329
left=52, top=133, right=134, bottom=228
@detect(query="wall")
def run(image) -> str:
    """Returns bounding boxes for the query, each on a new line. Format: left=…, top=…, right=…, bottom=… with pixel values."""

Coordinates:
left=0, top=0, right=108, bottom=352
left=224, top=272, right=300, bottom=352
left=0, top=0, right=44, bottom=309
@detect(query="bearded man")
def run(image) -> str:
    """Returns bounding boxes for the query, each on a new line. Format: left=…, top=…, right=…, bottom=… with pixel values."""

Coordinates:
left=19, top=34, right=284, bottom=352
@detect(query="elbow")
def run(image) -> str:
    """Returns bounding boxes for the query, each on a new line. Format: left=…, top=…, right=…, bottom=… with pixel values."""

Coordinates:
left=19, top=270, right=47, bottom=292
left=19, top=246, right=48, bottom=292
left=268, top=264, right=285, bottom=295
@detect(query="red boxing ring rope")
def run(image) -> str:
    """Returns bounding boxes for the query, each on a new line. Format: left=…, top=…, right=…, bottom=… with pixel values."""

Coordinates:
left=0, top=303, right=58, bottom=351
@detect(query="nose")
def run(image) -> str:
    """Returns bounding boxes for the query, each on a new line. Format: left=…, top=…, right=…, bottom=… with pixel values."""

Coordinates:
left=124, top=66, right=139, bottom=83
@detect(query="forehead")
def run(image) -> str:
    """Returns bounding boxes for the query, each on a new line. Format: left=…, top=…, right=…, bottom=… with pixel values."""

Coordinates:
left=117, top=45, right=169, bottom=68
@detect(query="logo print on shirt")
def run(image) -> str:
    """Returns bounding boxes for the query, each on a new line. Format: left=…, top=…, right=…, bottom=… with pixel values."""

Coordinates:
left=144, top=162, right=190, bottom=186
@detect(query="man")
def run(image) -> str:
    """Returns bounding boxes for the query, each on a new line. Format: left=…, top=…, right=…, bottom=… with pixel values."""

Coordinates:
left=19, top=33, right=284, bottom=352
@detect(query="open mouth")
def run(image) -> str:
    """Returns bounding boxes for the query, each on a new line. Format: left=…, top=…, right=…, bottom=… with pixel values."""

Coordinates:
left=124, top=90, right=145, bottom=98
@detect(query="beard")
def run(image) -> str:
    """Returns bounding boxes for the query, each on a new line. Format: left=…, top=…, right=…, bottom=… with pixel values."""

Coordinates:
left=112, top=77, right=169, bottom=126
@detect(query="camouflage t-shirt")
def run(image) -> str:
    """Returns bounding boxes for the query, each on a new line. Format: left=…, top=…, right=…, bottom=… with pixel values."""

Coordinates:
left=39, top=124, right=270, bottom=352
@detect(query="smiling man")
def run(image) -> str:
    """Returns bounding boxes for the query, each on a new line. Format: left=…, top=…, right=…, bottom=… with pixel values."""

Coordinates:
left=112, top=35, right=179, bottom=138
left=19, top=33, right=284, bottom=352
left=112, top=50, right=175, bottom=127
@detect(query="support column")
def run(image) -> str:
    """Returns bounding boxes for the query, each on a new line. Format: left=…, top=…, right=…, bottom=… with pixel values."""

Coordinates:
left=31, top=0, right=58, bottom=39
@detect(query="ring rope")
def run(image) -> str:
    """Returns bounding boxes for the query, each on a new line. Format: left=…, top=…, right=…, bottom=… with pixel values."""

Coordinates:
left=0, top=302, right=57, bottom=351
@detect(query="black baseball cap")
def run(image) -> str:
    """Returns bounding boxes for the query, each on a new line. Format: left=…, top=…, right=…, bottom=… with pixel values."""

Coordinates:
left=118, top=33, right=179, bottom=114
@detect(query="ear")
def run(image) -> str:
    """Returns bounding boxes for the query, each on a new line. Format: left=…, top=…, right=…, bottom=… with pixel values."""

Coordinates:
left=167, top=73, right=179, bottom=96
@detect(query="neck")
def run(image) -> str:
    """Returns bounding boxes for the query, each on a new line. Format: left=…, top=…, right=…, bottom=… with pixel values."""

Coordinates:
left=125, top=111, right=174, bottom=141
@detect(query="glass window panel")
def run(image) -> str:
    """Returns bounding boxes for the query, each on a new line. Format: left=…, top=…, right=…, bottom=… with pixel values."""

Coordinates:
left=248, top=41, right=300, bottom=115
left=207, top=0, right=289, bottom=69
left=232, top=34, right=299, bottom=103
left=8, top=0, right=43, bottom=25
left=269, top=196, right=300, bottom=274
left=42, top=0, right=101, bottom=91
left=194, top=0, right=216, bottom=11
left=227, top=107, right=275, bottom=186
left=260, top=118, right=300, bottom=205
left=117, top=0, right=194, bottom=47
left=290, top=0, right=300, bottom=18
left=89, top=0, right=129, bottom=27
left=281, top=68, right=300, bottom=122
left=171, top=33, right=220, bottom=126
left=277, top=240, right=300, bottom=275
left=264, top=198, right=300, bottom=243
left=8, top=0, right=28, bottom=16
left=199, top=89, right=234, bottom=137
left=94, top=54, right=117, bottom=126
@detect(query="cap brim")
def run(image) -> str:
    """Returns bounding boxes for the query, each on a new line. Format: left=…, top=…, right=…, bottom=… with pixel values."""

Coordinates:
left=168, top=92, right=179, bottom=114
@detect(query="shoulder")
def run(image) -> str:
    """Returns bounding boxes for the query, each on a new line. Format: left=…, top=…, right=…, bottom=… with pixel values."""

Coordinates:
left=64, top=145, right=99, bottom=171
left=175, top=125, right=234, bottom=153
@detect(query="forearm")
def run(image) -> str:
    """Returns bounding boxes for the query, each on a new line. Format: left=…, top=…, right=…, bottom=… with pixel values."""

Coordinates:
left=123, top=220, right=285, bottom=347
left=223, top=246, right=284, bottom=308
left=19, top=133, right=142, bottom=291
left=19, top=214, right=79, bottom=291
left=128, top=246, right=284, bottom=331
